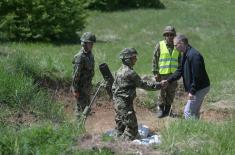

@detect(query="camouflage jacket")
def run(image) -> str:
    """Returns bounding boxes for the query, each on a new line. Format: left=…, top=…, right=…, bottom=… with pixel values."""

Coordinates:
left=112, top=64, right=161, bottom=100
left=72, top=48, right=95, bottom=92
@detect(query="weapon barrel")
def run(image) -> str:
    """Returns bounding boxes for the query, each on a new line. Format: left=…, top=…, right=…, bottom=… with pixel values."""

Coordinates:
left=99, top=63, right=114, bottom=99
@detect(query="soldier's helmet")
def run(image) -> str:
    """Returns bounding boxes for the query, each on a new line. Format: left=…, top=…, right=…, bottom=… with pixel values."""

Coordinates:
left=119, top=48, right=138, bottom=60
left=163, top=26, right=176, bottom=36
left=80, top=32, right=96, bottom=43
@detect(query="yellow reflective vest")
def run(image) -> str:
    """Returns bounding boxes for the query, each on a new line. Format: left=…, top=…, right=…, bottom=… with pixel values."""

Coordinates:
left=159, top=40, right=180, bottom=75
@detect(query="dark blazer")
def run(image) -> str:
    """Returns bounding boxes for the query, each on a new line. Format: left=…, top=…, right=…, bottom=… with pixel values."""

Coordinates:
left=167, top=45, right=210, bottom=95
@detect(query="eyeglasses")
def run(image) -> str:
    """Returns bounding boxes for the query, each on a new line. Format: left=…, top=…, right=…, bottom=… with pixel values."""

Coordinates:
left=164, top=33, right=174, bottom=37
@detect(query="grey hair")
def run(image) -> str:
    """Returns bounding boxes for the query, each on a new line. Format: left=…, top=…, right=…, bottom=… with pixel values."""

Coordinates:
left=174, top=34, right=188, bottom=44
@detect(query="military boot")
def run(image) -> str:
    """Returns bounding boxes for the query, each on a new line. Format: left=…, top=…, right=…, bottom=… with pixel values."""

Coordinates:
left=157, top=105, right=166, bottom=118
left=164, top=105, right=171, bottom=116
left=165, top=105, right=177, bottom=117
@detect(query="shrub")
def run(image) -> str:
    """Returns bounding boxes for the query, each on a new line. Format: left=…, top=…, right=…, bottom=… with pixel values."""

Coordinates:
left=0, top=0, right=86, bottom=42
left=82, top=0, right=165, bottom=11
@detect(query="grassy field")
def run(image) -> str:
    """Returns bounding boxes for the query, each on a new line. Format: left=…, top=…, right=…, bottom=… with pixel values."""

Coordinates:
left=0, top=0, right=235, bottom=154
left=1, top=0, right=235, bottom=101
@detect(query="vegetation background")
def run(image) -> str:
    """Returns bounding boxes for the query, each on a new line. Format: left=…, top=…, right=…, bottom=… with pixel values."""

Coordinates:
left=0, top=0, right=234, bottom=154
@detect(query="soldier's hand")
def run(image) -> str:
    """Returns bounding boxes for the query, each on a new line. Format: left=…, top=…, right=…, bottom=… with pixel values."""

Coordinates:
left=155, top=74, right=161, bottom=82
left=160, top=80, right=168, bottom=89
left=73, top=92, right=80, bottom=98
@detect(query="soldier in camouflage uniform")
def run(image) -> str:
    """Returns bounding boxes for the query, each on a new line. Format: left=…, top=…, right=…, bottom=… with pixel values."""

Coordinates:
left=72, top=32, right=96, bottom=118
left=152, top=26, right=181, bottom=118
left=112, top=48, right=162, bottom=140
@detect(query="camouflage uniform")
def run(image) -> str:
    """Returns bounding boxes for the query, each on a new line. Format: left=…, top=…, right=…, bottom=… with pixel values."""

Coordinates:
left=152, top=26, right=181, bottom=118
left=112, top=48, right=161, bottom=140
left=72, top=32, right=96, bottom=116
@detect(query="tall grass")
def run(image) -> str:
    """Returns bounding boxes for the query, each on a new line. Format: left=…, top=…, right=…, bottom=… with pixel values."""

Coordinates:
left=0, top=121, right=114, bottom=155
left=160, top=118, right=235, bottom=154
left=0, top=51, right=64, bottom=121
left=0, top=122, right=82, bottom=155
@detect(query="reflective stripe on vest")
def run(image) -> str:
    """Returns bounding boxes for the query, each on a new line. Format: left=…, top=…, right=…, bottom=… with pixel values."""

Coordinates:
left=159, top=40, right=180, bottom=74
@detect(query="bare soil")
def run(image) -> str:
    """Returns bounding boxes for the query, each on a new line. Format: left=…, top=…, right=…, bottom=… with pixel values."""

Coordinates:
left=4, top=88, right=233, bottom=155
left=55, top=89, right=234, bottom=155
left=60, top=90, right=234, bottom=134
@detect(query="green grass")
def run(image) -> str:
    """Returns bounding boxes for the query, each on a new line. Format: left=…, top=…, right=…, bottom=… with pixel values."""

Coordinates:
left=1, top=0, right=234, bottom=102
left=159, top=118, right=235, bottom=154
left=0, top=121, right=113, bottom=155
left=0, top=51, right=64, bottom=121
left=0, top=0, right=235, bottom=154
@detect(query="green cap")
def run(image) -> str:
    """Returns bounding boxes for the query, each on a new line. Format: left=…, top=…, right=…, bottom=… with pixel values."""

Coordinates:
left=119, top=48, right=138, bottom=59
left=163, top=26, right=176, bottom=36
left=80, top=32, right=96, bottom=43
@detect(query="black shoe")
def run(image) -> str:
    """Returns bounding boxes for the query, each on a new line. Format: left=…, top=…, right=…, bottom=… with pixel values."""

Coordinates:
left=157, top=111, right=167, bottom=118
left=157, top=110, right=167, bottom=118
left=157, top=105, right=167, bottom=118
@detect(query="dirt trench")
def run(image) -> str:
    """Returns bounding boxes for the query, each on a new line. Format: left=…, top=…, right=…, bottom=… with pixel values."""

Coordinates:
left=58, top=89, right=234, bottom=155
left=5, top=87, right=233, bottom=155
left=59, top=88, right=234, bottom=134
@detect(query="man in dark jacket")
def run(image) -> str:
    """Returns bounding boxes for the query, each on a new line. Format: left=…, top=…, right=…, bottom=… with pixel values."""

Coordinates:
left=163, top=34, right=210, bottom=119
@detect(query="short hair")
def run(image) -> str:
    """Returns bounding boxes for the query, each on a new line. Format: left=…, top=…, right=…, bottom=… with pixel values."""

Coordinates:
left=174, top=34, right=188, bottom=44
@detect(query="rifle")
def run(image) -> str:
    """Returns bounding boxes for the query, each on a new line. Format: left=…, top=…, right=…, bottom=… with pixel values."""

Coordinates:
left=78, top=81, right=104, bottom=127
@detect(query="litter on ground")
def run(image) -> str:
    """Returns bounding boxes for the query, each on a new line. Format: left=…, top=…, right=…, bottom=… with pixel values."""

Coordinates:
left=105, top=124, right=161, bottom=145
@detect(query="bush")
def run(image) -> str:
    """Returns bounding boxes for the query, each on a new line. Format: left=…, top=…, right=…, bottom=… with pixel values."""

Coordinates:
left=82, top=0, right=165, bottom=11
left=0, top=0, right=86, bottom=42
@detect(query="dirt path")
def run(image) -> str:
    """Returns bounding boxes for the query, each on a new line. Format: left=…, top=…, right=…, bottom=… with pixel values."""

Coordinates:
left=60, top=90, right=234, bottom=134
left=7, top=88, right=233, bottom=132
left=85, top=102, right=160, bottom=134
left=8, top=89, right=231, bottom=155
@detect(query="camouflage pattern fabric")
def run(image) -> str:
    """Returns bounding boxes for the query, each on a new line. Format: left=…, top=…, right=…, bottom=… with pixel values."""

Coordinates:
left=72, top=47, right=95, bottom=114
left=158, top=74, right=177, bottom=107
left=152, top=42, right=180, bottom=110
left=112, top=64, right=161, bottom=140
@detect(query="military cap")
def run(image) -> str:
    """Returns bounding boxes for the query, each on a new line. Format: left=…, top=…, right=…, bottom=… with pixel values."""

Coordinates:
left=80, top=32, right=96, bottom=43
left=163, top=26, right=176, bottom=36
left=119, top=48, right=138, bottom=59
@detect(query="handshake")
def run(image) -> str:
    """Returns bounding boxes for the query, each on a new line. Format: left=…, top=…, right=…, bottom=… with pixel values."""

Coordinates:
left=160, top=80, right=169, bottom=89
left=154, top=74, right=169, bottom=89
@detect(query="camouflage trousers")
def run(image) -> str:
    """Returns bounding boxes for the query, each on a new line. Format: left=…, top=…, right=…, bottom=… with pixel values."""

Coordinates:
left=75, top=87, right=91, bottom=117
left=113, top=97, right=139, bottom=141
left=158, top=74, right=178, bottom=107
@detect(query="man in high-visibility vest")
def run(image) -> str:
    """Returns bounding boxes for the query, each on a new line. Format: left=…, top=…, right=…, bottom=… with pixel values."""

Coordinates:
left=152, top=26, right=181, bottom=118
